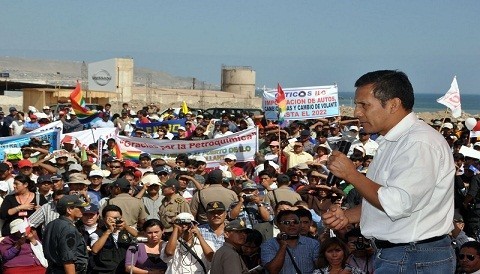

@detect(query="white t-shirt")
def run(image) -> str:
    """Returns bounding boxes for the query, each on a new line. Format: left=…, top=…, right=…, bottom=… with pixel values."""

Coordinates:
left=161, top=237, right=214, bottom=274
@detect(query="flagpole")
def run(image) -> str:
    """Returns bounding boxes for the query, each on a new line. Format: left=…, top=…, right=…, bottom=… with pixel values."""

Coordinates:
left=438, top=108, right=449, bottom=132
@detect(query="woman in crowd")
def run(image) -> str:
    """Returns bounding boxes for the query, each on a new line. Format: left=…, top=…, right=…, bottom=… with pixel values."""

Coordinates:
left=314, top=237, right=364, bottom=274
left=0, top=219, right=47, bottom=274
left=0, top=174, right=47, bottom=236
left=125, top=219, right=167, bottom=274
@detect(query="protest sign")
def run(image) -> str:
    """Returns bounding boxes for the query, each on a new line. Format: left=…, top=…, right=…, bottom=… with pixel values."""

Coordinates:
left=135, top=119, right=186, bottom=135
left=263, top=85, right=339, bottom=120
left=115, top=127, right=258, bottom=167
left=0, top=128, right=61, bottom=161
left=62, top=128, right=117, bottom=148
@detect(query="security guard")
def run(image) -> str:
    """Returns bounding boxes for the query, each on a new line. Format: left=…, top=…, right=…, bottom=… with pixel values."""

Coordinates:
left=158, top=178, right=191, bottom=239
left=44, top=195, right=89, bottom=274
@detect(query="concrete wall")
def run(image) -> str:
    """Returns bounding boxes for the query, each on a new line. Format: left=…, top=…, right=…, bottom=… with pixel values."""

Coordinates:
left=110, top=86, right=262, bottom=111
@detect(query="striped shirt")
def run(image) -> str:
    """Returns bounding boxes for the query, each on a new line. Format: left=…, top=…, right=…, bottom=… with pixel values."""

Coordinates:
left=261, top=235, right=319, bottom=274
left=28, top=201, right=59, bottom=231
left=198, top=224, right=225, bottom=251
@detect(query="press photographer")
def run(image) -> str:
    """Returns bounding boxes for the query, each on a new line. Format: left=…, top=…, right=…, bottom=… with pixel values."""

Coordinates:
left=161, top=212, right=215, bottom=273
left=345, top=227, right=374, bottom=274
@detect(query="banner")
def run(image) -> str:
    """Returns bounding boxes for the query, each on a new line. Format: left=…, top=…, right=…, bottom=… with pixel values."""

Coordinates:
left=135, top=119, right=186, bottom=135
left=62, top=128, right=117, bottom=148
left=31, top=121, right=63, bottom=134
left=115, top=127, right=258, bottom=167
left=263, top=85, right=339, bottom=120
left=0, top=128, right=62, bottom=161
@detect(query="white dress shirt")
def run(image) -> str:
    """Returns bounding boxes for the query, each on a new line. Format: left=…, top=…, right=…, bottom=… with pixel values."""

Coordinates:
left=361, top=112, right=455, bottom=243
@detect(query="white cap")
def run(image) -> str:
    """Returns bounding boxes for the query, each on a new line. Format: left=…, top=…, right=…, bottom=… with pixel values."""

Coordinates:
left=177, top=126, right=186, bottom=131
left=69, top=109, right=76, bottom=115
left=89, top=170, right=105, bottom=178
left=69, top=163, right=83, bottom=172
left=175, top=212, right=196, bottom=222
left=349, top=125, right=359, bottom=132
left=225, top=154, right=237, bottom=161
left=9, top=219, right=25, bottom=234
left=443, top=122, right=453, bottom=129
left=196, top=156, right=207, bottom=163
left=141, top=174, right=161, bottom=186
left=43, top=105, right=50, bottom=110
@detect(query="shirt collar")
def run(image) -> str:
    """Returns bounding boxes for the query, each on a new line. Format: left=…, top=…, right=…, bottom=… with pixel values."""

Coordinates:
left=379, top=112, right=417, bottom=142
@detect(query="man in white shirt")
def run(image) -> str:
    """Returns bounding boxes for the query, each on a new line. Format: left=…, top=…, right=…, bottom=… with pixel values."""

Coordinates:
left=92, top=112, right=114, bottom=128
left=323, top=70, right=455, bottom=273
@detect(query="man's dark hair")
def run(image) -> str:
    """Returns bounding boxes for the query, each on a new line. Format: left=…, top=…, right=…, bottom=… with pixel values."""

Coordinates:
left=354, top=70, right=414, bottom=111
left=295, top=208, right=312, bottom=221
left=258, top=170, right=274, bottom=179
left=461, top=241, right=480, bottom=255
left=275, top=209, right=298, bottom=225
left=245, top=229, right=264, bottom=248
left=453, top=153, right=465, bottom=162
left=345, top=227, right=363, bottom=239
left=102, top=204, right=123, bottom=219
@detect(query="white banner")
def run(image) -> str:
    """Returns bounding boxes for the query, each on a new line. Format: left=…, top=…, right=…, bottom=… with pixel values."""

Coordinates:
left=116, top=128, right=258, bottom=167
left=31, top=121, right=63, bottom=134
left=263, top=85, right=339, bottom=120
left=62, top=128, right=117, bottom=148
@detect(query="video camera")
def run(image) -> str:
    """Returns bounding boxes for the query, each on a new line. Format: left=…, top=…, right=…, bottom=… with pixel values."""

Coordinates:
left=242, top=194, right=254, bottom=203
left=174, top=218, right=198, bottom=226
left=354, top=236, right=371, bottom=250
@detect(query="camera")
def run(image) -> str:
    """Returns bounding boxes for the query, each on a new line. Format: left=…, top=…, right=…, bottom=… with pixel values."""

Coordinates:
left=354, top=236, right=371, bottom=250
left=278, top=232, right=289, bottom=241
left=114, top=217, right=123, bottom=225
left=174, top=219, right=194, bottom=226
left=242, top=194, right=254, bottom=203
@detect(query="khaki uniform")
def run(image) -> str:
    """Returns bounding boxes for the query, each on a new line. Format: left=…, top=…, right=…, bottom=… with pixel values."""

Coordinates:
left=108, top=193, right=147, bottom=227
left=190, top=184, right=238, bottom=224
left=158, top=193, right=191, bottom=232
left=263, top=186, right=302, bottom=209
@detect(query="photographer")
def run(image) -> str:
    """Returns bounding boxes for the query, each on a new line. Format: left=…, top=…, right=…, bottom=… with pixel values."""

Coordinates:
left=90, top=204, right=138, bottom=273
left=161, top=212, right=214, bottom=273
left=228, top=181, right=274, bottom=239
left=261, top=210, right=319, bottom=274
left=345, top=227, right=374, bottom=274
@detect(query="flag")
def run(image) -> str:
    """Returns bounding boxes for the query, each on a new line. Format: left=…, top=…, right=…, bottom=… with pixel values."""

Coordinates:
left=181, top=101, right=189, bottom=115
left=437, top=76, right=462, bottom=118
left=70, top=82, right=100, bottom=124
left=110, top=142, right=123, bottom=159
left=276, top=84, right=287, bottom=124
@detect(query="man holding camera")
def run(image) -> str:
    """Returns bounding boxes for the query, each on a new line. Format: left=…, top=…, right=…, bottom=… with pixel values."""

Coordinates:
left=261, top=209, right=319, bottom=274
left=345, top=227, right=374, bottom=274
left=161, top=212, right=215, bottom=274
left=228, top=181, right=274, bottom=239
left=90, top=204, right=138, bottom=273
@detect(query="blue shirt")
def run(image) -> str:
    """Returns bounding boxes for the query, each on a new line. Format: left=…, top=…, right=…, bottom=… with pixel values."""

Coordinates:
left=261, top=236, right=320, bottom=274
left=198, top=224, right=225, bottom=251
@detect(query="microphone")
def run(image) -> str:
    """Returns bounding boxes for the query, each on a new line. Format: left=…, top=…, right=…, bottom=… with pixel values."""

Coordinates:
left=325, top=131, right=357, bottom=187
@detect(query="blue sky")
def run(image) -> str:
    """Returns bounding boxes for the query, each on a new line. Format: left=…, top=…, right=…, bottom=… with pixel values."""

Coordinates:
left=1, top=1, right=479, bottom=94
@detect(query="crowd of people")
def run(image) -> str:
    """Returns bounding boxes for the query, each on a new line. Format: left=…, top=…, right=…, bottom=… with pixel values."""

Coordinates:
left=0, top=69, right=480, bottom=273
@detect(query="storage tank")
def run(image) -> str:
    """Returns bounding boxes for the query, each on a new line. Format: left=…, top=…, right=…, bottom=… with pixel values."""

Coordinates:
left=221, top=66, right=256, bottom=97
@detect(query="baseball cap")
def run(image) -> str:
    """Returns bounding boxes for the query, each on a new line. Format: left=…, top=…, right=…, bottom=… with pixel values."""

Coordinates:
left=174, top=212, right=197, bottom=224
left=113, top=178, right=131, bottom=189
left=41, top=140, right=51, bottom=146
left=69, top=163, right=83, bottom=172
left=89, top=170, right=105, bottom=178
left=220, top=122, right=229, bottom=127
left=269, top=141, right=280, bottom=146
left=195, top=156, right=207, bottom=163
left=56, top=195, right=88, bottom=211
left=177, top=126, right=186, bottom=131
left=51, top=174, right=62, bottom=181
left=18, top=159, right=33, bottom=169
left=9, top=107, right=17, bottom=112
left=163, top=178, right=180, bottom=189
left=277, top=174, right=290, bottom=185
left=349, top=126, right=359, bottom=132
left=68, top=173, right=88, bottom=183
left=37, top=174, right=53, bottom=184
left=9, top=219, right=24, bottom=234
left=43, top=106, right=50, bottom=110
left=207, top=169, right=224, bottom=184
left=300, top=129, right=311, bottom=136
left=139, top=153, right=151, bottom=160
left=83, top=204, right=99, bottom=214
left=225, top=219, right=249, bottom=232
left=225, top=154, right=237, bottom=161
left=154, top=166, right=170, bottom=175
left=124, top=160, right=139, bottom=168
left=141, top=174, right=161, bottom=186
left=206, top=201, right=226, bottom=212
left=443, top=122, right=453, bottom=129
left=242, top=181, right=258, bottom=190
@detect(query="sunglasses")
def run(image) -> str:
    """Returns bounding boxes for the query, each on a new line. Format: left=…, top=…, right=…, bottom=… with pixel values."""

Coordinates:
left=110, top=165, right=122, bottom=168
left=459, top=254, right=476, bottom=261
left=279, top=220, right=300, bottom=226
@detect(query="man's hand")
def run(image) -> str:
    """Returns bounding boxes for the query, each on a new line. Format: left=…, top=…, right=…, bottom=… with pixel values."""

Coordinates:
left=327, top=151, right=358, bottom=182
left=322, top=204, right=349, bottom=231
